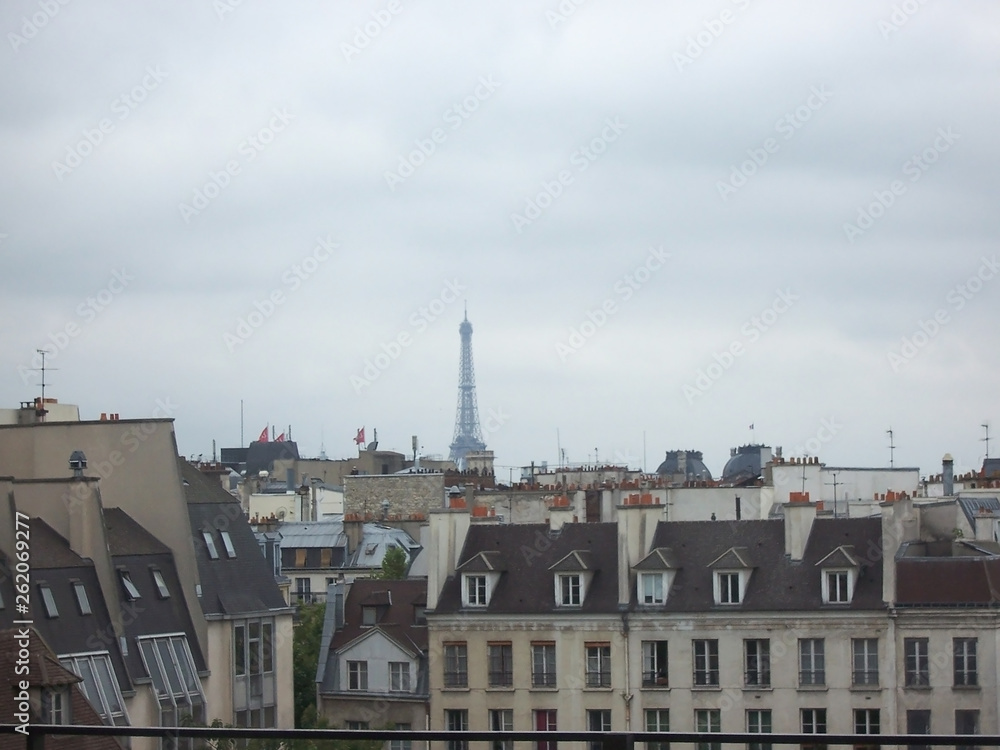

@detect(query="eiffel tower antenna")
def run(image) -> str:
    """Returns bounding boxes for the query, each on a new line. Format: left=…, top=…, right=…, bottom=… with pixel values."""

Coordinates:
left=448, top=306, right=486, bottom=470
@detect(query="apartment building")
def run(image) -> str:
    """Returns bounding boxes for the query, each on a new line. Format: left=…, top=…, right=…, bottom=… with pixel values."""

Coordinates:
left=426, top=494, right=999, bottom=749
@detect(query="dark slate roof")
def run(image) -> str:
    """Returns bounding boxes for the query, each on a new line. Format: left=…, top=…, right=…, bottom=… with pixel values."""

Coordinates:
left=721, top=444, right=770, bottom=484
left=1, top=521, right=133, bottom=696
left=435, top=523, right=619, bottom=615
left=643, top=518, right=884, bottom=612
left=0, top=628, right=123, bottom=750
left=103, top=508, right=171, bottom=556
left=983, top=458, right=1000, bottom=479
left=245, top=440, right=300, bottom=476
left=330, top=578, right=428, bottom=655
left=634, top=547, right=679, bottom=570
left=180, top=460, right=289, bottom=617
left=655, top=450, right=713, bottom=480
left=897, top=557, right=1000, bottom=605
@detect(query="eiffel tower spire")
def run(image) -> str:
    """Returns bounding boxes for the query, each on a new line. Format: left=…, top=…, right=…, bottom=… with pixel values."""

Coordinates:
left=449, top=306, right=486, bottom=470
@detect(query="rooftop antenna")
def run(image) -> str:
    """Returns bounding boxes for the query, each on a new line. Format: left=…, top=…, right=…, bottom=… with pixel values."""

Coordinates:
left=32, top=348, right=57, bottom=420
left=983, top=422, right=991, bottom=459
left=824, top=471, right=841, bottom=518
left=886, top=427, right=895, bottom=469
left=801, top=457, right=808, bottom=494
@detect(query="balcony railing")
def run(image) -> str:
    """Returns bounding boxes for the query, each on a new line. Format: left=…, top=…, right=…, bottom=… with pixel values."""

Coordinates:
left=3, top=725, right=1000, bottom=750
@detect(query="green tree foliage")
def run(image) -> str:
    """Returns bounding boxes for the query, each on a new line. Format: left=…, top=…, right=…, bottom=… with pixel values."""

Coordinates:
left=378, top=544, right=407, bottom=580
left=294, top=602, right=327, bottom=728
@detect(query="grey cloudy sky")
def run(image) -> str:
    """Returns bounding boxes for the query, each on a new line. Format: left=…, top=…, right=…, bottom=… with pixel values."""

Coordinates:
left=2, top=0, right=998, bottom=480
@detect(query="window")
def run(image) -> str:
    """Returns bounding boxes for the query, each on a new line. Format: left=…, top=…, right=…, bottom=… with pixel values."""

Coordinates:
left=956, top=710, right=979, bottom=750
left=347, top=660, right=368, bottom=690
left=464, top=574, right=488, bottom=606
left=295, top=577, right=311, bottom=604
left=41, top=687, right=70, bottom=725
left=852, top=639, right=878, bottom=687
left=443, top=643, right=468, bottom=688
left=639, top=573, right=665, bottom=604
left=906, top=710, right=931, bottom=750
left=60, top=652, right=129, bottom=726
left=585, top=643, right=611, bottom=688
left=826, top=571, right=850, bottom=603
left=488, top=643, right=513, bottom=687
left=588, top=710, right=611, bottom=750
left=73, top=581, right=92, bottom=615
left=801, top=709, right=827, bottom=750
left=321, top=548, right=333, bottom=568
left=347, top=721, right=370, bottom=730
left=904, top=638, right=929, bottom=687
left=362, top=606, right=377, bottom=626
left=558, top=574, right=581, bottom=606
left=747, top=709, right=772, bottom=750
left=693, top=639, right=719, bottom=686
left=234, top=625, right=246, bottom=676
left=39, top=583, right=58, bottom=618
left=718, top=572, right=741, bottom=604
left=120, top=571, right=141, bottom=601
left=152, top=569, right=170, bottom=599
left=220, top=530, right=237, bottom=558
left=642, top=640, right=668, bottom=686
left=389, top=661, right=410, bottom=692
left=954, top=638, right=977, bottom=686
left=390, top=723, right=412, bottom=750
left=202, top=530, right=219, bottom=559
left=414, top=606, right=427, bottom=625
left=532, top=642, right=556, bottom=687
left=294, top=548, right=307, bottom=567
left=446, top=709, right=469, bottom=750
left=744, top=639, right=770, bottom=687
left=854, top=709, right=880, bottom=750
left=695, top=709, right=721, bottom=750
left=534, top=709, right=557, bottom=750
left=261, top=622, right=273, bottom=673
left=799, top=639, right=825, bottom=686
left=490, top=709, right=513, bottom=750
left=645, top=709, right=670, bottom=750
left=137, top=634, right=206, bottom=733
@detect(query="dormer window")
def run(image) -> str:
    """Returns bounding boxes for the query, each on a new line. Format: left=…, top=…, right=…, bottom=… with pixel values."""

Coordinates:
left=708, top=548, right=753, bottom=606
left=362, top=606, right=378, bottom=626
left=717, top=571, right=743, bottom=604
left=639, top=573, right=665, bottom=605
left=549, top=550, right=596, bottom=608
left=463, top=574, right=489, bottom=607
left=633, top=548, right=679, bottom=606
left=817, top=546, right=860, bottom=605
left=559, top=574, right=581, bottom=606
left=119, top=571, right=141, bottom=601
left=457, top=551, right=503, bottom=608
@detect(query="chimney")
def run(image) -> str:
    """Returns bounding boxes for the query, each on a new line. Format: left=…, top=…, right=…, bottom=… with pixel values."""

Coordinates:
left=344, top=515, right=365, bottom=553
left=943, top=454, right=955, bottom=496
left=616, top=501, right=665, bottom=606
left=549, top=502, right=574, bottom=533
left=974, top=508, right=996, bottom=542
left=69, top=450, right=87, bottom=479
left=783, top=492, right=816, bottom=561
left=427, top=508, right=471, bottom=610
left=880, top=493, right=918, bottom=604
left=735, top=496, right=742, bottom=521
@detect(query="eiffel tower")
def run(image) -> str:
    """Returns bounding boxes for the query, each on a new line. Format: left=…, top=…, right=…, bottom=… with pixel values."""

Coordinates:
left=448, top=307, right=486, bottom=470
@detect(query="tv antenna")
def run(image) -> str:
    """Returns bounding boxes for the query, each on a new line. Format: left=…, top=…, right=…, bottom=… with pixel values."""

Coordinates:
left=886, top=427, right=895, bottom=469
left=32, top=348, right=58, bottom=420
left=824, top=471, right=841, bottom=518
left=983, top=422, right=991, bottom=459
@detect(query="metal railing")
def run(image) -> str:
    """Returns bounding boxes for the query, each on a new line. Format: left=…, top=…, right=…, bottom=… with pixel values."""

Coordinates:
left=1, top=725, right=998, bottom=750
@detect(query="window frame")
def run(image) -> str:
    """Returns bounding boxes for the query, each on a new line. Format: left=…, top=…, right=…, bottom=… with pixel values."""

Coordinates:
left=747, top=709, right=773, bottom=750
left=531, top=642, right=557, bottom=688
left=641, top=640, right=669, bottom=687
left=557, top=573, right=582, bottom=606
left=638, top=572, right=666, bottom=605
left=443, top=643, right=468, bottom=688
left=463, top=574, right=489, bottom=607
left=693, top=639, right=719, bottom=687
left=852, top=638, right=879, bottom=687
left=347, top=660, right=368, bottom=691
left=72, top=581, right=92, bottom=616
left=798, top=638, right=826, bottom=686
left=904, top=638, right=930, bottom=687
left=953, top=637, right=978, bottom=687
left=488, top=642, right=513, bottom=688
left=744, top=639, right=771, bottom=688
left=389, top=661, right=410, bottom=692
left=585, top=643, right=611, bottom=688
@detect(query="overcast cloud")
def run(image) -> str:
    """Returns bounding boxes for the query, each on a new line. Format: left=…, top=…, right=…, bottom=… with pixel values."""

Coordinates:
left=2, top=0, right=997, bottom=480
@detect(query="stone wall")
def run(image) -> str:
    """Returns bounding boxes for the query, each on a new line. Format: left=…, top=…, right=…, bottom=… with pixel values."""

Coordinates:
left=343, top=473, right=446, bottom=518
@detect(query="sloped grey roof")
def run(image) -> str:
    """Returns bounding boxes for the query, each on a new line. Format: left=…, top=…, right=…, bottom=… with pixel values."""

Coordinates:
left=958, top=495, right=1000, bottom=528
left=278, top=520, right=347, bottom=549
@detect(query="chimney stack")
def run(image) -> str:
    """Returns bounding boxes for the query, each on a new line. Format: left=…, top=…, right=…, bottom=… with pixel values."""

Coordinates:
left=943, top=454, right=955, bottom=496
left=783, top=492, right=816, bottom=561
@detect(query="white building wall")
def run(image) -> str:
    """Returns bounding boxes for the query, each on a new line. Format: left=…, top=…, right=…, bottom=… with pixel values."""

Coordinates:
left=340, top=632, right=419, bottom=694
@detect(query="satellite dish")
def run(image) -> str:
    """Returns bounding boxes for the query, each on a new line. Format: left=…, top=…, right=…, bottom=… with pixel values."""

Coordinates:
left=277, top=509, right=286, bottom=520
left=367, top=441, right=378, bottom=451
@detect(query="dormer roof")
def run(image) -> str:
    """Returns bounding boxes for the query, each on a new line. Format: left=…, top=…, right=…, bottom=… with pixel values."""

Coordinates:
left=549, top=550, right=596, bottom=572
left=457, top=550, right=504, bottom=573
left=815, top=544, right=860, bottom=568
left=634, top=547, right=680, bottom=570
left=708, top=546, right=753, bottom=569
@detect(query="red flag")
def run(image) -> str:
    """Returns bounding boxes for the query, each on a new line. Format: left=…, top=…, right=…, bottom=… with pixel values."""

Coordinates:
left=258, top=427, right=269, bottom=443
left=275, top=433, right=285, bottom=442
left=354, top=427, right=365, bottom=445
